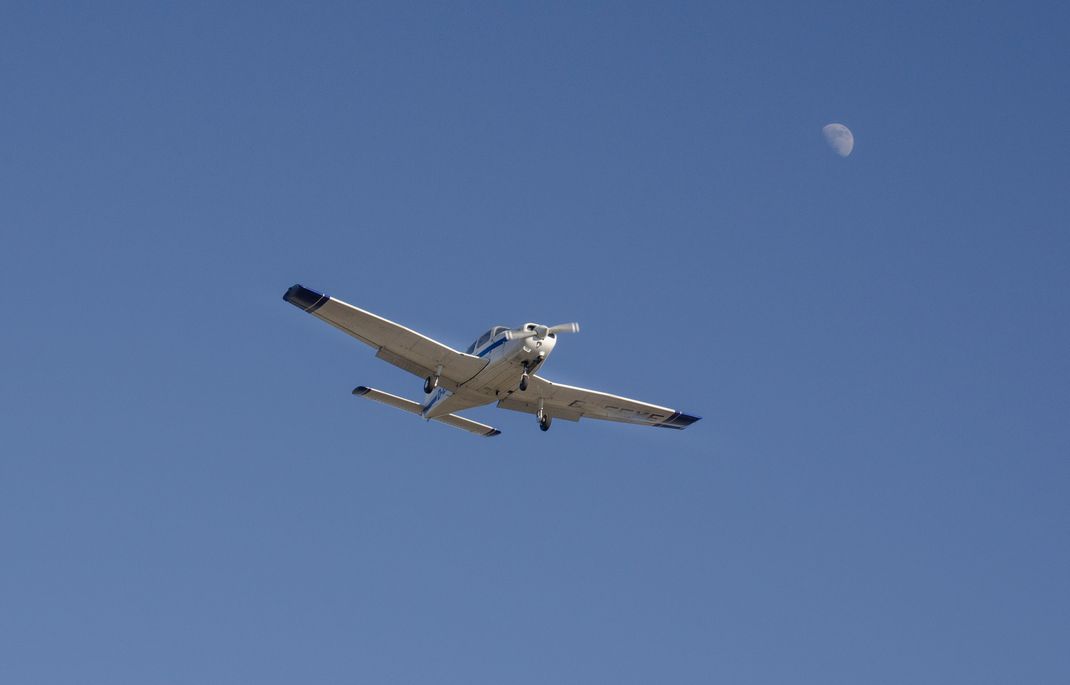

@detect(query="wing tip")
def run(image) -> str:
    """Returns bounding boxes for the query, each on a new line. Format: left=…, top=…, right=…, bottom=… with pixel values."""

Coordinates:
left=352, top=386, right=371, bottom=396
left=283, top=283, right=329, bottom=313
left=655, top=412, right=702, bottom=430
left=484, top=428, right=502, bottom=437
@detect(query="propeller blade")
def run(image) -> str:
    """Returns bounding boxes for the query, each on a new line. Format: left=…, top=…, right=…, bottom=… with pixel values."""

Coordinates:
left=547, top=322, right=580, bottom=335
left=505, top=322, right=580, bottom=340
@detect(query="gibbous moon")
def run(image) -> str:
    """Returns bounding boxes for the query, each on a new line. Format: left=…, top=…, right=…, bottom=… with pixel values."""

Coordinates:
left=822, top=123, right=854, bottom=157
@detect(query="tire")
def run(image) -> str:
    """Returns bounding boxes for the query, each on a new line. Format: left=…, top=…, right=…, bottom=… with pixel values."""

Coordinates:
left=424, top=376, right=436, bottom=394
left=539, top=415, right=552, bottom=432
left=519, top=375, right=528, bottom=392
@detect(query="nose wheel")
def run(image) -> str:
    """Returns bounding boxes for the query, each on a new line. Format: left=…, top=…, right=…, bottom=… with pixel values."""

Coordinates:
left=518, top=355, right=544, bottom=393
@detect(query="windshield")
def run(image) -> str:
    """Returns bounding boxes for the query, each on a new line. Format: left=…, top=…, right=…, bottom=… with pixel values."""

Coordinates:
left=465, top=326, right=509, bottom=354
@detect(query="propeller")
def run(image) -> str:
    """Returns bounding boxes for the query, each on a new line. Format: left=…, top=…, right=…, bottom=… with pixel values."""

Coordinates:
left=505, top=322, right=580, bottom=341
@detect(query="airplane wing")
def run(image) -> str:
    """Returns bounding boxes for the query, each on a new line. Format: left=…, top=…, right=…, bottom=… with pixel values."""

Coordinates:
left=283, top=284, right=487, bottom=389
left=497, top=375, right=700, bottom=429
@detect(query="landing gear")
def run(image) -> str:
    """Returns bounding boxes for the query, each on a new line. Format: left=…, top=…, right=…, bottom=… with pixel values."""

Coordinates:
left=537, top=401, right=551, bottom=432
left=519, top=355, right=544, bottom=393
left=538, top=411, right=552, bottom=432
left=424, top=364, right=443, bottom=394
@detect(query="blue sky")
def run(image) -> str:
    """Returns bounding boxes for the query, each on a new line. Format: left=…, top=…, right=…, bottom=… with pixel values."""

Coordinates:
left=2, top=2, right=1068, bottom=682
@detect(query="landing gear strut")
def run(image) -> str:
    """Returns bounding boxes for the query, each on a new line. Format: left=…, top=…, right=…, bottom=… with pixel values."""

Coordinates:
left=519, top=354, right=544, bottom=393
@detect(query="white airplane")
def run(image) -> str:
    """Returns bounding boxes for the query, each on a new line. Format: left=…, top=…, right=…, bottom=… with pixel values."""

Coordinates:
left=283, top=284, right=700, bottom=437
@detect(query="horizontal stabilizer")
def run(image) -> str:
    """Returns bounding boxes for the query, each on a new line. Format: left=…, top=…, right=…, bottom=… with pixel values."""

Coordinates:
left=352, top=386, right=501, bottom=437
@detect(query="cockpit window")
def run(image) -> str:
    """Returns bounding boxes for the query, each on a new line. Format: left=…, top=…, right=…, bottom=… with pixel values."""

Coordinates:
left=467, top=326, right=510, bottom=354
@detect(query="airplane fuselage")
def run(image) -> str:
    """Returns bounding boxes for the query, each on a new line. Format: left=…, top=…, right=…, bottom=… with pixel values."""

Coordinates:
left=422, top=325, right=556, bottom=419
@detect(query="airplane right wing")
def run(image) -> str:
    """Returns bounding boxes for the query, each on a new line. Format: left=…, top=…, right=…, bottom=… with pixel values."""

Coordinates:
left=498, top=375, right=700, bottom=429
left=284, top=284, right=486, bottom=391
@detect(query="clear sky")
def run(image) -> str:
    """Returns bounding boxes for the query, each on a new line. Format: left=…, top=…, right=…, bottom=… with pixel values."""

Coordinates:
left=2, top=2, right=1068, bottom=682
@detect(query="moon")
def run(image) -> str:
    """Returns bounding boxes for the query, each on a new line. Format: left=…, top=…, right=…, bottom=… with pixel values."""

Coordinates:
left=822, top=123, right=854, bottom=157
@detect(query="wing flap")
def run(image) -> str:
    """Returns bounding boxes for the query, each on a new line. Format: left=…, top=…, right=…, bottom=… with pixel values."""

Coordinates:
left=374, top=347, right=442, bottom=388
left=496, top=397, right=582, bottom=422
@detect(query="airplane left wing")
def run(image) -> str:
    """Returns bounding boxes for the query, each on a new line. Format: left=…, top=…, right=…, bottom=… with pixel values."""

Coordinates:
left=283, top=284, right=487, bottom=389
left=498, top=375, right=700, bottom=429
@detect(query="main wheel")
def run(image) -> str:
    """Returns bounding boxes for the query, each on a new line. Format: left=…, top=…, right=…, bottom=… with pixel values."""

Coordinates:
left=424, top=376, right=437, bottom=394
left=539, top=414, right=552, bottom=432
left=519, top=375, right=528, bottom=392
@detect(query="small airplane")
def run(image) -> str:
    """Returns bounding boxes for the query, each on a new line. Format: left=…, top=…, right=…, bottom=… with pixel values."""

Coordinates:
left=283, top=284, right=700, bottom=437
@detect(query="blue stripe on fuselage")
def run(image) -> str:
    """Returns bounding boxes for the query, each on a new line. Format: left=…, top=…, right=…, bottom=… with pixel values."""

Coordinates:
left=477, top=337, right=507, bottom=358
left=422, top=389, right=445, bottom=415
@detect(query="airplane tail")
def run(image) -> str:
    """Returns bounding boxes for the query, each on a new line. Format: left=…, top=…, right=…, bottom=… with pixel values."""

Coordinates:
left=352, top=386, right=501, bottom=437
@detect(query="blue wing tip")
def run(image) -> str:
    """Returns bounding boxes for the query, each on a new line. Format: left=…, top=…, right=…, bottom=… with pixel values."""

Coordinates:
left=283, top=283, right=329, bottom=312
left=656, top=412, right=702, bottom=430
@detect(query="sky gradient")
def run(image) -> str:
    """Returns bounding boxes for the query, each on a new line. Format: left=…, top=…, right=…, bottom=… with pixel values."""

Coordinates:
left=2, top=2, right=1069, bottom=682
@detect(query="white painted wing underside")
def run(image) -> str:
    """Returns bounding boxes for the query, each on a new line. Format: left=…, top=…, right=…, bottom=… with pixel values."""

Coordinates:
left=290, top=286, right=487, bottom=389
left=498, top=375, right=698, bottom=429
